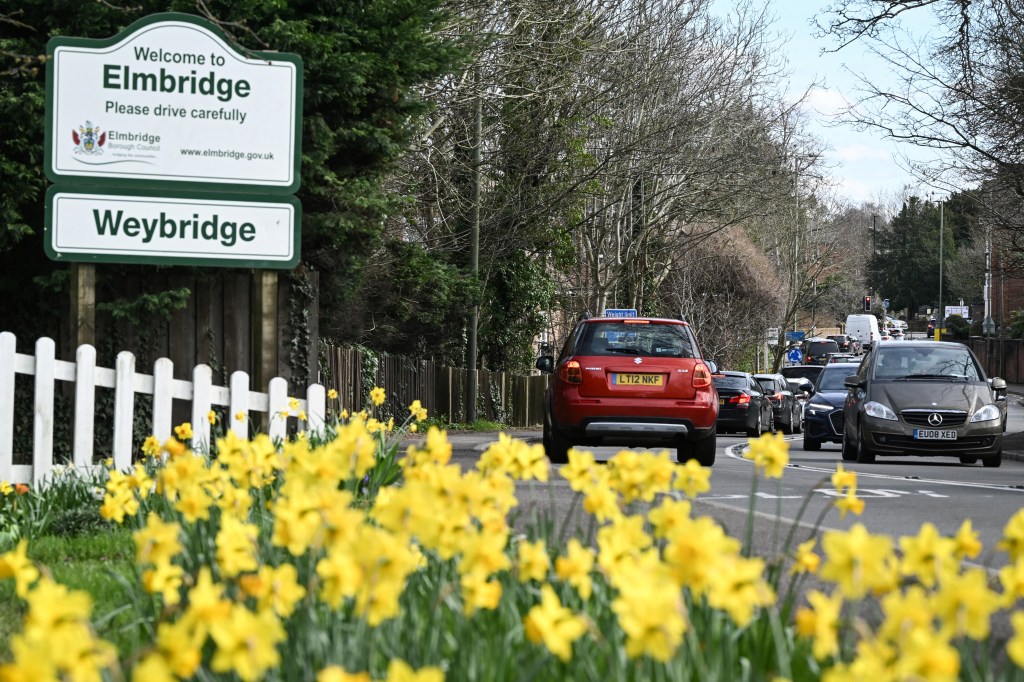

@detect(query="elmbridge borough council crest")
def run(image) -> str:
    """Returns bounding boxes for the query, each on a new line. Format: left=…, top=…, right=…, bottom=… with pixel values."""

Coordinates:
left=72, top=121, right=105, bottom=154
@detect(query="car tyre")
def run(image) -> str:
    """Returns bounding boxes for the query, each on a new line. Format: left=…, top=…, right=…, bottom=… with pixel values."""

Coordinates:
left=543, top=416, right=571, bottom=464
left=983, top=450, right=1002, bottom=468
left=803, top=434, right=821, bottom=451
left=959, top=456, right=978, bottom=465
left=767, top=410, right=776, bottom=434
left=781, top=408, right=794, bottom=435
left=793, top=406, right=803, bottom=434
left=679, top=432, right=716, bottom=467
left=746, top=412, right=762, bottom=438
left=855, top=427, right=876, bottom=464
left=841, top=436, right=857, bottom=461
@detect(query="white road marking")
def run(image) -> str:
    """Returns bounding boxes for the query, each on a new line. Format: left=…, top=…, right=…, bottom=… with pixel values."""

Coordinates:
left=723, top=439, right=1024, bottom=495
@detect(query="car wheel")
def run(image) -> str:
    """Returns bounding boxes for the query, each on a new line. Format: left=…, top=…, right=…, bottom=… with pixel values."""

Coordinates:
left=983, top=450, right=1002, bottom=468
left=781, top=408, right=794, bottom=435
left=856, top=427, right=876, bottom=464
left=841, top=436, right=857, bottom=461
left=959, top=456, right=978, bottom=465
left=543, top=415, right=571, bottom=464
left=793, top=406, right=803, bottom=434
left=767, top=410, right=776, bottom=434
left=747, top=412, right=762, bottom=437
left=679, top=432, right=716, bottom=467
left=803, top=434, right=821, bottom=451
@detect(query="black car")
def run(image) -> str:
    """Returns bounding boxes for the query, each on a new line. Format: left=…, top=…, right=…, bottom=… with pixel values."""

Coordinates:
left=802, top=338, right=840, bottom=366
left=803, top=363, right=861, bottom=451
left=842, top=341, right=1007, bottom=466
left=828, top=334, right=860, bottom=355
left=712, top=371, right=774, bottom=436
left=781, top=365, right=824, bottom=384
left=754, top=373, right=802, bottom=434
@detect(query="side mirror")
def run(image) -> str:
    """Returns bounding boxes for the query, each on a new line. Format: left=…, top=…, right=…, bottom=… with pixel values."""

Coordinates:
left=991, top=377, right=1007, bottom=391
left=535, top=355, right=554, bottom=373
left=704, top=360, right=718, bottom=374
left=844, top=375, right=863, bottom=389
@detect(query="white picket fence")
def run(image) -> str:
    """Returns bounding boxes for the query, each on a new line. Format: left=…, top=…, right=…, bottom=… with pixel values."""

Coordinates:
left=0, top=332, right=326, bottom=486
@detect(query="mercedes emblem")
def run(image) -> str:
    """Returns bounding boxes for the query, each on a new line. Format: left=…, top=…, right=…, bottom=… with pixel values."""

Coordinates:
left=927, top=413, right=944, bottom=426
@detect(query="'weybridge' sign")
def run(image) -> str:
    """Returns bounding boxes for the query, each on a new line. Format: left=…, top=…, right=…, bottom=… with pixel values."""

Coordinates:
left=46, top=13, right=302, bottom=193
left=45, top=187, right=299, bottom=268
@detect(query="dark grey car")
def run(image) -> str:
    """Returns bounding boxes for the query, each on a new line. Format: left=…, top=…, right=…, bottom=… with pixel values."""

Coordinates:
left=841, top=341, right=1007, bottom=466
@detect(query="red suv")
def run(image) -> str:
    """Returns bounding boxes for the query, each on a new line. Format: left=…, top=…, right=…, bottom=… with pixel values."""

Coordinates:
left=535, top=316, right=719, bottom=466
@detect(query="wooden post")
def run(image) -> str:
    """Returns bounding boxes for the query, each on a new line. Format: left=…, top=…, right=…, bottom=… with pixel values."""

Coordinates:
left=69, top=264, right=96, bottom=348
left=253, top=270, right=279, bottom=391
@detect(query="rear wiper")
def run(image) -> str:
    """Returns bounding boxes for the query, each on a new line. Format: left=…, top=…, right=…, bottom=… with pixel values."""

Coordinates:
left=896, top=373, right=968, bottom=381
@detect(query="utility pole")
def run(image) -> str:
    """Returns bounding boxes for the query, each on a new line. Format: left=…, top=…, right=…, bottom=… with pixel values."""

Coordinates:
left=938, top=200, right=944, bottom=338
left=466, top=71, right=482, bottom=423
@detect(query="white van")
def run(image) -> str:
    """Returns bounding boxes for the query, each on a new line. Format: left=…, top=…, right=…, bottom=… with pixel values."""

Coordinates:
left=845, top=314, right=881, bottom=351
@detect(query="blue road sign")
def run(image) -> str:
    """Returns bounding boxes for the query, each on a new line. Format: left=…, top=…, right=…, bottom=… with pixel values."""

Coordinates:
left=785, top=331, right=805, bottom=342
left=604, top=308, right=638, bottom=318
left=786, top=348, right=803, bottom=365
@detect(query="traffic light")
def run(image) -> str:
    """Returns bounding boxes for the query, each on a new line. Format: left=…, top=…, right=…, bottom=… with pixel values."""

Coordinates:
left=863, top=296, right=872, bottom=311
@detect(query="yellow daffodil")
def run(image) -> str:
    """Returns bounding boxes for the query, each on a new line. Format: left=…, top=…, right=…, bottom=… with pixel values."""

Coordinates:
left=819, top=523, right=894, bottom=599
left=327, top=388, right=339, bottom=401
left=142, top=434, right=161, bottom=458
left=517, top=539, right=550, bottom=583
left=831, top=463, right=857, bottom=493
left=209, top=604, right=285, bottom=682
left=408, top=399, right=428, bottom=422
left=647, top=497, right=692, bottom=539
left=555, top=538, right=595, bottom=599
left=953, top=519, right=982, bottom=560
left=134, top=515, right=182, bottom=566
left=1000, top=509, right=1024, bottom=560
left=383, top=659, right=445, bottom=682
left=559, top=448, right=596, bottom=492
left=795, top=590, right=843, bottom=660
left=235, top=411, right=246, bottom=422
left=0, top=540, right=39, bottom=598
left=1008, top=611, right=1024, bottom=667
left=791, top=538, right=820, bottom=575
left=460, top=571, right=502, bottom=616
left=370, top=386, right=386, bottom=406
left=611, top=557, right=686, bottom=661
left=523, top=584, right=587, bottom=662
left=898, top=522, right=956, bottom=588
left=743, top=431, right=789, bottom=478
left=834, top=488, right=865, bottom=518
left=174, top=422, right=193, bottom=441
left=673, top=458, right=711, bottom=498
left=207, top=410, right=217, bottom=425
left=707, top=554, right=775, bottom=626
left=932, top=567, right=1001, bottom=640
left=318, top=666, right=371, bottom=682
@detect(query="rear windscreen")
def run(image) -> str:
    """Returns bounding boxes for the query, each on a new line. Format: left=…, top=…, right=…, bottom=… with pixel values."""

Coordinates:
left=579, top=322, right=695, bottom=358
left=712, top=376, right=747, bottom=389
left=809, top=342, right=839, bottom=354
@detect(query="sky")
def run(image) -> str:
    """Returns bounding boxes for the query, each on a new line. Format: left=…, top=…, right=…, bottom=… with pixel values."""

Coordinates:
left=734, top=0, right=944, bottom=206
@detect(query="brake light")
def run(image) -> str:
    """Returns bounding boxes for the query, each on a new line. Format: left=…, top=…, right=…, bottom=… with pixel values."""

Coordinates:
left=772, top=392, right=783, bottom=401
left=729, top=394, right=751, bottom=404
left=559, top=360, right=583, bottom=384
left=692, top=363, right=711, bottom=388
left=623, top=319, right=650, bottom=324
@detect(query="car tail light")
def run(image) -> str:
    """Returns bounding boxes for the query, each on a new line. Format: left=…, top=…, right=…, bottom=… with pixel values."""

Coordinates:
left=692, top=363, right=711, bottom=388
left=772, top=392, right=783, bottom=401
left=559, top=360, right=583, bottom=384
left=729, top=394, right=751, bottom=404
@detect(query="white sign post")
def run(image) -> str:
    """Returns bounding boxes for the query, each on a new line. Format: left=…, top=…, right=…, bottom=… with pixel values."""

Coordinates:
left=46, top=13, right=302, bottom=192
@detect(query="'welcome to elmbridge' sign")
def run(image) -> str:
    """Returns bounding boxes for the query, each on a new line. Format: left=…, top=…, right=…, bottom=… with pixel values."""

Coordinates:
left=43, top=13, right=303, bottom=269
left=46, top=13, right=302, bottom=193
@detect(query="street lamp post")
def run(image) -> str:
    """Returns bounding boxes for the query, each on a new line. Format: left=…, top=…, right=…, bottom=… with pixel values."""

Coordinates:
left=935, top=197, right=944, bottom=340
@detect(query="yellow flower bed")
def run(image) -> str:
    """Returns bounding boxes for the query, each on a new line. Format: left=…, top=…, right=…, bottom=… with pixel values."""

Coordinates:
left=2, top=412, right=1024, bottom=681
